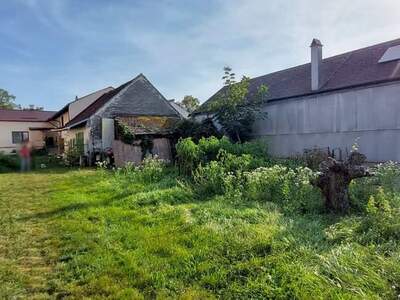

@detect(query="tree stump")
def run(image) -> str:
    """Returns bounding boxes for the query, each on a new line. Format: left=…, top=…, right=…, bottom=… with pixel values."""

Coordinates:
left=313, top=151, right=371, bottom=213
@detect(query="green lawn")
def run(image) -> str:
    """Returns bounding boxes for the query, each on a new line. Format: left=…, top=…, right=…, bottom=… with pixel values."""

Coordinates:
left=0, top=169, right=399, bottom=299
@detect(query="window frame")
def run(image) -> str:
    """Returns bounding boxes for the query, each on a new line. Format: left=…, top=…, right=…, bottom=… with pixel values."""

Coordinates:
left=12, top=131, right=29, bottom=144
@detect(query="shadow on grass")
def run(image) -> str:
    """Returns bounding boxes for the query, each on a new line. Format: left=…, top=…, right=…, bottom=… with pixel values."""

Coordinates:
left=18, top=191, right=130, bottom=222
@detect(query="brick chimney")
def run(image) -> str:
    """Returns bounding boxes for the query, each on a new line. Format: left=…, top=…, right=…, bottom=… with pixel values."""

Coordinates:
left=310, top=38, right=323, bottom=91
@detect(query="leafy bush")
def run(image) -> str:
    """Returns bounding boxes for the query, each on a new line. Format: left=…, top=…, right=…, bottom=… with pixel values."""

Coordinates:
left=241, top=166, right=322, bottom=213
left=33, top=154, right=64, bottom=169
left=174, top=118, right=222, bottom=142
left=139, top=156, right=167, bottom=182
left=175, top=137, right=203, bottom=176
left=198, top=136, right=268, bottom=160
left=116, top=121, right=135, bottom=144
left=189, top=147, right=321, bottom=213
left=175, top=136, right=268, bottom=176
left=360, top=187, right=400, bottom=243
left=0, top=152, right=19, bottom=172
left=374, top=161, right=400, bottom=193
left=115, top=156, right=167, bottom=183
left=350, top=161, right=400, bottom=212
left=192, top=150, right=255, bottom=197
left=193, top=161, right=226, bottom=196
left=64, top=145, right=82, bottom=166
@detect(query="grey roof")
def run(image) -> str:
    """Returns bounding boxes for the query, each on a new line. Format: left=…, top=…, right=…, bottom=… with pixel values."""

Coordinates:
left=66, top=74, right=181, bottom=127
left=115, top=75, right=180, bottom=117
left=168, top=100, right=190, bottom=118
left=51, top=86, right=114, bottom=120
left=196, top=37, right=400, bottom=114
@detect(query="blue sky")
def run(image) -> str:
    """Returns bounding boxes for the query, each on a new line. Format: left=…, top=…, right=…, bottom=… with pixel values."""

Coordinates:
left=0, top=0, right=399, bottom=111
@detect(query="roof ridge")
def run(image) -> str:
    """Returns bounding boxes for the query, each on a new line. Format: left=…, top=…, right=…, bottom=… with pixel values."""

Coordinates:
left=251, top=37, right=400, bottom=82
left=196, top=37, right=400, bottom=114
left=65, top=74, right=143, bottom=127
left=72, top=86, right=114, bottom=103
left=51, top=86, right=115, bottom=120
left=138, top=74, right=182, bottom=118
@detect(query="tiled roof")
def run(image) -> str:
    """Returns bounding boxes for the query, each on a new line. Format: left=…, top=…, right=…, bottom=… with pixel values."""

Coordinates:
left=66, top=74, right=180, bottom=127
left=197, top=37, right=400, bottom=113
left=0, top=109, right=55, bottom=122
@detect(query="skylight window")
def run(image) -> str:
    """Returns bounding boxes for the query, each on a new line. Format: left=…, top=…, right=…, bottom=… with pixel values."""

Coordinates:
left=379, top=45, right=400, bottom=63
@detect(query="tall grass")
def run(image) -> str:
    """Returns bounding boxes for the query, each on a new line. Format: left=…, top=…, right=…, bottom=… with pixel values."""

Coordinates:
left=44, top=155, right=400, bottom=298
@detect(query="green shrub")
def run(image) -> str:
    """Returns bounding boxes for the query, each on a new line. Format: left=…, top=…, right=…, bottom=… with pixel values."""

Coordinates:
left=175, top=137, right=203, bottom=176
left=197, top=136, right=268, bottom=160
left=374, top=161, right=400, bottom=193
left=64, top=145, right=82, bottom=166
left=360, top=187, right=400, bottom=243
left=174, top=118, right=222, bottom=142
left=175, top=136, right=268, bottom=177
left=0, top=152, right=19, bottom=172
left=115, top=156, right=167, bottom=183
left=139, top=156, right=167, bottom=182
left=116, top=121, right=135, bottom=144
left=242, top=166, right=322, bottom=213
left=350, top=161, right=400, bottom=212
left=198, top=136, right=223, bottom=161
left=192, top=150, right=256, bottom=197
left=347, top=163, right=400, bottom=245
left=193, top=161, right=226, bottom=196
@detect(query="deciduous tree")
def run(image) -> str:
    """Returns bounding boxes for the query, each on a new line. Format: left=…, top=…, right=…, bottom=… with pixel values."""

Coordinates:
left=0, top=89, right=18, bottom=109
left=210, top=67, right=268, bottom=143
left=179, top=95, right=200, bottom=113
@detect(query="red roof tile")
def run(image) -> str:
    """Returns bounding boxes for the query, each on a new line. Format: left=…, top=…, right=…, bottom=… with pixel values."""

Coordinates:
left=0, top=109, right=55, bottom=122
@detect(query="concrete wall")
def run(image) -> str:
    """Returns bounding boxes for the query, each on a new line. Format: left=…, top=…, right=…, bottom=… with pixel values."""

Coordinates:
left=0, top=121, right=52, bottom=153
left=252, top=82, right=400, bottom=162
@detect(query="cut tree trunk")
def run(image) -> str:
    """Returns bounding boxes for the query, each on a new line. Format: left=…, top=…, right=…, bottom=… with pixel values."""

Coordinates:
left=313, top=152, right=371, bottom=213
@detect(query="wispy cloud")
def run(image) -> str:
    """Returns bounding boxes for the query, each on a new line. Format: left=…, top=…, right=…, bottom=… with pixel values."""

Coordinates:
left=0, top=0, right=399, bottom=109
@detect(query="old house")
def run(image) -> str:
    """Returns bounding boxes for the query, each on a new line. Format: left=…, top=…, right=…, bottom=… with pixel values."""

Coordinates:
left=0, top=74, right=181, bottom=167
left=196, top=37, right=400, bottom=162
left=0, top=109, right=55, bottom=153
left=48, top=87, right=114, bottom=153
left=61, top=74, right=182, bottom=165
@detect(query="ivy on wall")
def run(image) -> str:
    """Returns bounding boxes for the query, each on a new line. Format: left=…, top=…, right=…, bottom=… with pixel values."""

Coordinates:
left=116, top=121, right=135, bottom=144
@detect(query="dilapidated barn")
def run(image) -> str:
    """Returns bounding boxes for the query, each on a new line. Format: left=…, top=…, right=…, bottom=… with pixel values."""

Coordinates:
left=62, top=74, right=183, bottom=166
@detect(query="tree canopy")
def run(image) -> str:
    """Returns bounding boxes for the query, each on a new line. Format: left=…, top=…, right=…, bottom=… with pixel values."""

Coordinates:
left=210, top=67, right=268, bottom=143
left=179, top=95, right=200, bottom=113
left=0, top=89, right=18, bottom=109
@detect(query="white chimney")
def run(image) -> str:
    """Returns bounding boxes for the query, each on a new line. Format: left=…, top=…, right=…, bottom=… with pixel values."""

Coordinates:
left=310, top=38, right=323, bottom=91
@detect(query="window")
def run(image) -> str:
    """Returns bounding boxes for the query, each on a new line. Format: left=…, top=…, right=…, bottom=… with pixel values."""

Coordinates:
left=75, top=132, right=84, bottom=154
left=12, top=131, right=29, bottom=144
left=379, top=45, right=400, bottom=63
